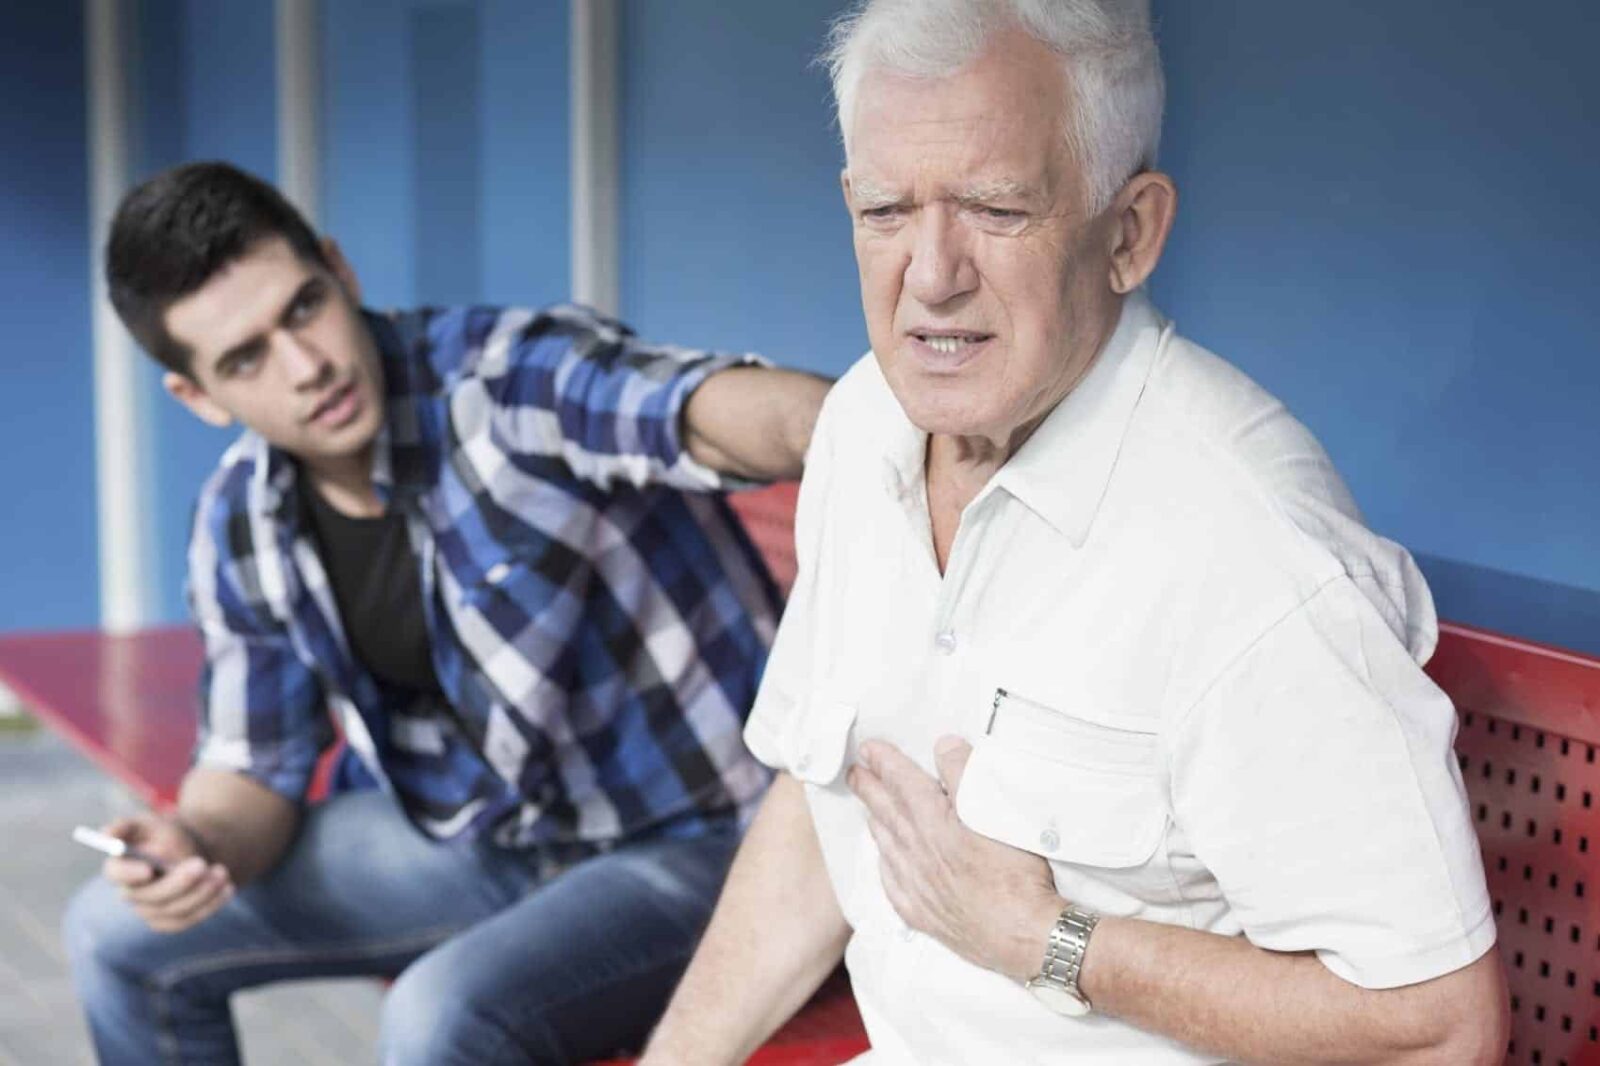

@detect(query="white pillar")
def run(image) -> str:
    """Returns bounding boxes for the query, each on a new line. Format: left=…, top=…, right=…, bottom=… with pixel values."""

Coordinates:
left=86, top=0, right=156, bottom=632
left=275, top=0, right=321, bottom=226
left=570, top=0, right=619, bottom=314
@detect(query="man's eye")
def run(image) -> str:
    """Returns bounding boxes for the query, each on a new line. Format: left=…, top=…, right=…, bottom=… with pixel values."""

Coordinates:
left=860, top=206, right=904, bottom=223
left=288, top=286, right=325, bottom=324
left=222, top=350, right=262, bottom=378
left=977, top=206, right=1025, bottom=221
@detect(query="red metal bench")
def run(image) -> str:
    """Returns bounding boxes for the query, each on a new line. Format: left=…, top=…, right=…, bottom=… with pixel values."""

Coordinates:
left=1427, top=621, right=1600, bottom=1066
left=1, top=481, right=1595, bottom=1064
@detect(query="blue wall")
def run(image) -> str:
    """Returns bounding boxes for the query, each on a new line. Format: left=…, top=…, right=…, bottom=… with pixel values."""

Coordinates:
left=3, top=2, right=1594, bottom=655
left=0, top=4, right=98, bottom=631
left=1148, top=0, right=1600, bottom=654
left=618, top=0, right=864, bottom=372
left=323, top=0, right=569, bottom=311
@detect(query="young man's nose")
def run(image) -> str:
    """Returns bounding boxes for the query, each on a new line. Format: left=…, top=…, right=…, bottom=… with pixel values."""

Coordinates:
left=279, top=333, right=333, bottom=388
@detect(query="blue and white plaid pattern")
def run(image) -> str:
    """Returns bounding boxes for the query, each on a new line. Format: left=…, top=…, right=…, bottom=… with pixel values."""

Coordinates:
left=188, top=305, right=780, bottom=848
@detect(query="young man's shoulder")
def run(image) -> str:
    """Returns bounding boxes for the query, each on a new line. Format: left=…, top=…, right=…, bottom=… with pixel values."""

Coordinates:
left=190, top=434, right=267, bottom=551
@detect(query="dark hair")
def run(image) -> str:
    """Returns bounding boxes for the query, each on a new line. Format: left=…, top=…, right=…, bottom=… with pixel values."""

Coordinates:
left=106, top=161, right=328, bottom=375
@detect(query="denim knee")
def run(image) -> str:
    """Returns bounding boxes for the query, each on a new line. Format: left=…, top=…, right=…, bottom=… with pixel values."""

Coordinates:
left=62, top=875, right=154, bottom=984
left=379, top=952, right=552, bottom=1066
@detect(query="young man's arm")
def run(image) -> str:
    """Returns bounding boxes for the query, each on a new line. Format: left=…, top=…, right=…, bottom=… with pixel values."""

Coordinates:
left=682, top=366, right=832, bottom=481
left=105, top=469, right=333, bottom=933
left=480, top=305, right=831, bottom=489
left=641, top=773, right=851, bottom=1065
left=99, top=768, right=300, bottom=933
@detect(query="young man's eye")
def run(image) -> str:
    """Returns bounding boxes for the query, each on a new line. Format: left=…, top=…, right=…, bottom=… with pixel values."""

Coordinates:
left=288, top=284, right=326, bottom=324
left=220, top=350, right=263, bottom=378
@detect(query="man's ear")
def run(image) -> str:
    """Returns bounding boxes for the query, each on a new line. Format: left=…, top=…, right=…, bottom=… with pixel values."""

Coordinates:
left=320, top=237, right=363, bottom=304
left=163, top=371, right=233, bottom=428
left=1106, top=171, right=1178, bottom=295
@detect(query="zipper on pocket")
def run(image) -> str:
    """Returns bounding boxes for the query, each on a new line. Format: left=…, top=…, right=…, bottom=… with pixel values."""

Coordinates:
left=986, top=687, right=1006, bottom=735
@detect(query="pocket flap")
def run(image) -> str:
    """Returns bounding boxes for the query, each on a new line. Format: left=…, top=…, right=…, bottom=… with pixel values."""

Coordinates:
left=782, top=699, right=858, bottom=786
left=956, top=734, right=1166, bottom=868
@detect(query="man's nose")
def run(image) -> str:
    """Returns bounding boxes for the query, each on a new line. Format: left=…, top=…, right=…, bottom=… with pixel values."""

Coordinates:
left=903, top=207, right=978, bottom=307
left=279, top=333, right=332, bottom=389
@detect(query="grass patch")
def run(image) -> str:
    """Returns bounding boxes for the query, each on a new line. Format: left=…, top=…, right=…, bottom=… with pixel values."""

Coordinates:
left=0, top=708, right=40, bottom=736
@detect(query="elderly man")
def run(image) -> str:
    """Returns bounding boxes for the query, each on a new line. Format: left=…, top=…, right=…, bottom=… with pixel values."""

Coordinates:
left=643, top=1, right=1507, bottom=1063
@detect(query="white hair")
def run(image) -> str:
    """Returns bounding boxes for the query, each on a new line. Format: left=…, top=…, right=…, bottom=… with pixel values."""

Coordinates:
left=823, top=0, right=1164, bottom=214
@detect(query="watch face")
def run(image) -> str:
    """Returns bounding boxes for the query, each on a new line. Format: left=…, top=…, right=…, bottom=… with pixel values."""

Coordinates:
left=1029, top=981, right=1091, bottom=1017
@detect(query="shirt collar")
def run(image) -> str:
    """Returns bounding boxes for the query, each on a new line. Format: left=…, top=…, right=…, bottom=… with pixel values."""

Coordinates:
left=991, top=291, right=1166, bottom=547
left=876, top=294, right=1166, bottom=545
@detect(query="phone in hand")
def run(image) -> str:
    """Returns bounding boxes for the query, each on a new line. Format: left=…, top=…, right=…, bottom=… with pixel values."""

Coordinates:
left=71, top=826, right=169, bottom=877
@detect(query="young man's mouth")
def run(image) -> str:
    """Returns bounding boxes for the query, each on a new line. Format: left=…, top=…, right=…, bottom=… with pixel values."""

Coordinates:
left=307, top=382, right=361, bottom=428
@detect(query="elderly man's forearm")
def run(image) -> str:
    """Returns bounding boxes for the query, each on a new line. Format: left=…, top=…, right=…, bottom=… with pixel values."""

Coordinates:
left=1074, top=914, right=1509, bottom=1064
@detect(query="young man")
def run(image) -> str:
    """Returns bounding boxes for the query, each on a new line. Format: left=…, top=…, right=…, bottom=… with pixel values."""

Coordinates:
left=62, top=161, right=830, bottom=1065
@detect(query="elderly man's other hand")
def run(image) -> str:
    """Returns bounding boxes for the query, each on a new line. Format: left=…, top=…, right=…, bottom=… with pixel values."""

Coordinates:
left=848, top=736, right=1063, bottom=982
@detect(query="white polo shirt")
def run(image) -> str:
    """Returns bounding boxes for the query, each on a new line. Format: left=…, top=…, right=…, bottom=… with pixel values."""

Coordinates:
left=744, top=294, right=1495, bottom=1064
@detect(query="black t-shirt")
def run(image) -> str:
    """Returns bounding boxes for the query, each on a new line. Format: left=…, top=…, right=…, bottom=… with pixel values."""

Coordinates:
left=298, top=474, right=443, bottom=695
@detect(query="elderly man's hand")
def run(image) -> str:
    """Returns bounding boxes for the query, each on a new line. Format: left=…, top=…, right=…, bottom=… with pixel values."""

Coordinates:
left=847, top=736, right=1063, bottom=981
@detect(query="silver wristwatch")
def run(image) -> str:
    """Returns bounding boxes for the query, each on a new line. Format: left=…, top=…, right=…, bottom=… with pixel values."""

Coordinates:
left=1025, top=904, right=1100, bottom=1016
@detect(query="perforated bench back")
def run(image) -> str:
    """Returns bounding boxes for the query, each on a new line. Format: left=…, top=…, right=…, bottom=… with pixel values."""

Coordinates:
left=1428, top=622, right=1600, bottom=1066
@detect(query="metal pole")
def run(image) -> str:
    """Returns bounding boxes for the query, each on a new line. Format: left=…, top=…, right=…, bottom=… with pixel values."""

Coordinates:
left=276, top=0, right=321, bottom=226
left=570, top=0, right=619, bottom=314
left=86, top=0, right=156, bottom=632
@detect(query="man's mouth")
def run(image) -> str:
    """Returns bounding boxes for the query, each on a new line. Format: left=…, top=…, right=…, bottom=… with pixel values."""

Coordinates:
left=908, top=330, right=995, bottom=356
left=307, top=382, right=358, bottom=426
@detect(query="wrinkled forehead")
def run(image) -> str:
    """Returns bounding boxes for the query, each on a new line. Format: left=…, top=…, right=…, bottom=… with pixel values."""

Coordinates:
left=846, top=51, right=1078, bottom=203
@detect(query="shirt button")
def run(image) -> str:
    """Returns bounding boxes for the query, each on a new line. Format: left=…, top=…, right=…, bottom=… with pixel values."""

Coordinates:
left=934, top=630, right=957, bottom=654
left=794, top=754, right=811, bottom=775
left=898, top=925, right=916, bottom=942
left=1039, top=828, right=1061, bottom=852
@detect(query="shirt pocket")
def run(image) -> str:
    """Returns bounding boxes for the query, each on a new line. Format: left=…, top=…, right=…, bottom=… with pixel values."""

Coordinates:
left=956, top=688, right=1169, bottom=889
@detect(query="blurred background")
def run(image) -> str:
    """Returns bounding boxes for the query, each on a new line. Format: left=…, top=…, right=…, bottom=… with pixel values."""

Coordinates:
left=2, top=0, right=1596, bottom=652
left=0, top=2, right=1595, bottom=1061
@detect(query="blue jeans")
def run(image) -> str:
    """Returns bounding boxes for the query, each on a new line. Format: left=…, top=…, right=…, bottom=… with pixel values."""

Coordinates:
left=62, top=790, right=738, bottom=1065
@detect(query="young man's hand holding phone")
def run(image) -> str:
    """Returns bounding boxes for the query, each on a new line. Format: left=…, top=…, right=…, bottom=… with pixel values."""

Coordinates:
left=74, top=815, right=234, bottom=933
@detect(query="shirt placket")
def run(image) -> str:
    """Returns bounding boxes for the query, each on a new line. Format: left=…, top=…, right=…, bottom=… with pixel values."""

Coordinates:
left=879, top=482, right=1002, bottom=1048
left=928, top=482, right=1008, bottom=695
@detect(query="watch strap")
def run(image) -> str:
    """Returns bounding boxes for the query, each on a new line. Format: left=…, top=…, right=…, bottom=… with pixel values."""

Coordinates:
left=1031, top=904, right=1099, bottom=1009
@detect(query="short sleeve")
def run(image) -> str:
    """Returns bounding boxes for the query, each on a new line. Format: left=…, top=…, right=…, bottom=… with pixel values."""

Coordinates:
left=187, top=500, right=331, bottom=801
left=1168, top=577, right=1496, bottom=989
left=741, top=378, right=843, bottom=769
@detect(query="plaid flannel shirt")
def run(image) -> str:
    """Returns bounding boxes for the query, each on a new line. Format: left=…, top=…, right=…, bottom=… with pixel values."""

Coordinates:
left=188, top=304, right=779, bottom=848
